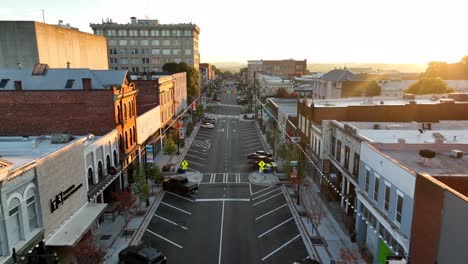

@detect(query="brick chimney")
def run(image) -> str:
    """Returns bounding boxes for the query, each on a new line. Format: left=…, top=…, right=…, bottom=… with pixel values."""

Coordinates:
left=14, top=81, right=22, bottom=91
left=82, top=78, right=92, bottom=90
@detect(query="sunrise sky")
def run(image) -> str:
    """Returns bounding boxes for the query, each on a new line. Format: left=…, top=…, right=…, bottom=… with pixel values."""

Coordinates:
left=1, top=0, right=467, bottom=64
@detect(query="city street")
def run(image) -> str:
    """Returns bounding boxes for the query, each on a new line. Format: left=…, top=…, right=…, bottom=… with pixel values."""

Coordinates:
left=139, top=83, right=311, bottom=263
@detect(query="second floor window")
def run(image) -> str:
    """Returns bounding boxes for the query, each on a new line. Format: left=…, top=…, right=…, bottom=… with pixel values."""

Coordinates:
left=331, top=136, right=336, bottom=157
left=396, top=194, right=403, bottom=224
left=353, top=153, right=360, bottom=176
left=336, top=140, right=342, bottom=162
left=365, top=169, right=370, bottom=193
left=374, top=176, right=380, bottom=202
left=344, top=146, right=350, bottom=169
left=384, top=184, right=391, bottom=212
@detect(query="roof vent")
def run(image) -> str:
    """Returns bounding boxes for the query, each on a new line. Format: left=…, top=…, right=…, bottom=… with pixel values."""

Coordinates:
left=397, top=138, right=406, bottom=144
left=51, top=133, right=72, bottom=144
left=440, top=98, right=455, bottom=104
left=32, top=63, right=49, bottom=76
left=450, top=150, right=464, bottom=159
left=373, top=124, right=381, bottom=130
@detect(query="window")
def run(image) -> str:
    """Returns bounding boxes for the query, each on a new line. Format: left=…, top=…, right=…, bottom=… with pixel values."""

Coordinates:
left=106, top=30, right=116, bottom=36
left=124, top=104, right=127, bottom=120
left=162, top=49, right=171, bottom=55
left=108, top=40, right=117, bottom=46
left=141, top=40, right=149, bottom=46
left=174, top=58, right=181, bottom=63
left=141, top=49, right=148, bottom=55
left=8, top=199, right=22, bottom=245
left=396, top=193, right=403, bottom=224
left=129, top=30, right=138, bottom=36
left=119, top=48, right=128, bottom=55
left=109, top=48, right=117, bottom=54
left=131, top=58, right=139, bottom=64
left=336, top=140, right=342, bottom=162
left=120, top=58, right=128, bottom=64
left=162, top=40, right=170, bottom=46
left=152, top=49, right=160, bottom=55
left=110, top=58, right=118, bottom=64
left=161, top=30, right=170, bottom=36
left=185, top=49, right=192, bottom=55
left=106, top=155, right=111, bottom=170
left=172, top=40, right=180, bottom=46
left=26, top=190, right=38, bottom=230
left=331, top=136, right=336, bottom=157
left=130, top=48, right=138, bottom=55
left=65, top=79, right=75, bottom=89
left=365, top=169, right=370, bottom=193
left=150, top=30, right=159, bottom=36
left=129, top=128, right=133, bottom=145
left=129, top=40, right=137, bottom=46
left=142, top=58, right=150, bottom=64
left=131, top=67, right=139, bottom=72
left=119, top=40, right=127, bottom=46
left=118, top=29, right=127, bottom=36
left=384, top=184, right=391, bottom=212
left=373, top=176, right=380, bottom=202
left=125, top=131, right=129, bottom=149
left=353, top=153, right=360, bottom=176
left=140, top=30, right=149, bottom=36
left=151, top=58, right=160, bottom=65
left=113, top=150, right=118, bottom=166
left=143, top=67, right=150, bottom=72
left=94, top=29, right=104, bottom=35
left=98, top=161, right=104, bottom=181
left=173, top=49, right=181, bottom=55
left=151, top=40, right=160, bottom=46
left=0, top=78, right=10, bottom=88
left=88, top=168, right=94, bottom=187
left=344, top=146, right=350, bottom=169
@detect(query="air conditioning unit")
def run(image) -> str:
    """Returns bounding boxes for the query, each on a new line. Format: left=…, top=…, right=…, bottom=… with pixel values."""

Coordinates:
left=450, top=150, right=464, bottom=159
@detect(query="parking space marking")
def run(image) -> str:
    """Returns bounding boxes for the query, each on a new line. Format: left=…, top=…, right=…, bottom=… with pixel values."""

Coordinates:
left=155, top=214, right=188, bottom=230
left=258, top=217, right=294, bottom=238
left=261, top=234, right=300, bottom=261
left=160, top=202, right=192, bottom=215
left=195, top=198, right=250, bottom=202
left=252, top=185, right=275, bottom=195
left=187, top=149, right=207, bottom=155
left=252, top=188, right=281, bottom=201
left=166, top=191, right=195, bottom=203
left=253, top=192, right=283, bottom=206
left=243, top=146, right=264, bottom=152
left=188, top=193, right=197, bottom=198
left=255, top=204, right=288, bottom=221
left=184, top=159, right=205, bottom=167
left=243, top=138, right=261, bottom=143
left=240, top=132, right=259, bottom=137
left=210, top=173, right=215, bottom=183
left=236, top=173, right=240, bottom=183
left=249, top=183, right=253, bottom=195
left=218, top=201, right=225, bottom=264
left=146, top=229, right=183, bottom=249
left=223, top=173, right=227, bottom=182
left=185, top=153, right=207, bottom=161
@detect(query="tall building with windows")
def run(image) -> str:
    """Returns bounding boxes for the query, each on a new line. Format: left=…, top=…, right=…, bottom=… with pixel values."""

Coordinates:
left=90, top=17, right=200, bottom=73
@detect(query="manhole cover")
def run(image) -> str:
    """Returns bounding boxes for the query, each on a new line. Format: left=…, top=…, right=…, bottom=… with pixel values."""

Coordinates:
left=100, top=235, right=112, bottom=241
left=310, top=236, right=324, bottom=245
left=121, top=230, right=135, bottom=237
left=135, top=211, right=146, bottom=217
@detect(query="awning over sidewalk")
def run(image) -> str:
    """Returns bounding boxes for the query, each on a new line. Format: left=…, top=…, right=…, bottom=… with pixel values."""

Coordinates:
left=46, top=203, right=107, bottom=247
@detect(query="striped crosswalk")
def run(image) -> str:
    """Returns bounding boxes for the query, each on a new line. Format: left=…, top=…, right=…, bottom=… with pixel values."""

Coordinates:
left=191, top=139, right=211, bottom=149
left=200, top=173, right=250, bottom=184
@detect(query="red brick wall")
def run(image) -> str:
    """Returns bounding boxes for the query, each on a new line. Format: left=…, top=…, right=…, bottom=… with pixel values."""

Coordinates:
left=410, top=174, right=444, bottom=264
left=0, top=90, right=115, bottom=136
left=133, top=80, right=159, bottom=115
left=435, top=176, right=468, bottom=196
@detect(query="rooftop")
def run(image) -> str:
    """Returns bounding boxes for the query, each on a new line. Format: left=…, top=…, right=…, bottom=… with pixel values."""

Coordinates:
left=269, top=98, right=298, bottom=116
left=320, top=68, right=362, bottom=82
left=302, top=96, right=468, bottom=108
left=0, top=135, right=86, bottom=171
left=0, top=68, right=127, bottom=90
left=372, top=143, right=468, bottom=176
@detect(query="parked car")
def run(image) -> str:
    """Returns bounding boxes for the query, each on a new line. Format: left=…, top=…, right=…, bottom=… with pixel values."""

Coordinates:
left=118, top=244, right=167, bottom=264
left=250, top=160, right=277, bottom=171
left=201, top=117, right=216, bottom=124
left=255, top=150, right=273, bottom=157
left=162, top=176, right=199, bottom=194
left=248, top=155, right=274, bottom=164
left=162, top=163, right=175, bottom=172
left=201, top=122, right=214, bottom=129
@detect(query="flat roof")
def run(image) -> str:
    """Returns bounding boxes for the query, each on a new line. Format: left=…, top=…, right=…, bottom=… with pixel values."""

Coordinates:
left=269, top=98, right=298, bottom=116
left=0, top=136, right=86, bottom=170
left=372, top=143, right=468, bottom=176
left=303, top=97, right=468, bottom=108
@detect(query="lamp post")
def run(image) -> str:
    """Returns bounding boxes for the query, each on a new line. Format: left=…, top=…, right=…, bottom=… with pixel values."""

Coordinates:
left=176, top=118, right=180, bottom=155
left=297, top=143, right=301, bottom=205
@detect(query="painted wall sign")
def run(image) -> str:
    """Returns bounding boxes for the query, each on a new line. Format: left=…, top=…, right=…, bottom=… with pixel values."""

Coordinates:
left=50, top=183, right=83, bottom=213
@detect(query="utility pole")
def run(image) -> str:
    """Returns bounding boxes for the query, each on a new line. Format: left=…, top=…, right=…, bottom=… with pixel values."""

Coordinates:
left=40, top=9, right=45, bottom=23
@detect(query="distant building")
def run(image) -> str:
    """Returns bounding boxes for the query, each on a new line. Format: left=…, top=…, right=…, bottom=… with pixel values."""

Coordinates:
left=256, top=73, right=294, bottom=96
left=247, top=59, right=308, bottom=84
left=0, top=21, right=108, bottom=70
left=90, top=17, right=200, bottom=73
left=200, top=63, right=215, bottom=87
left=311, top=68, right=373, bottom=99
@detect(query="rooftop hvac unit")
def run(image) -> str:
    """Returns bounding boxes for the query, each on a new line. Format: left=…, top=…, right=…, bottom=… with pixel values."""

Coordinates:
left=450, top=150, right=464, bottom=159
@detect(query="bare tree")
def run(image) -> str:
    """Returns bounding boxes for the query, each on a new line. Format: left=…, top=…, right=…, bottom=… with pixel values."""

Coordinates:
left=71, top=231, right=106, bottom=264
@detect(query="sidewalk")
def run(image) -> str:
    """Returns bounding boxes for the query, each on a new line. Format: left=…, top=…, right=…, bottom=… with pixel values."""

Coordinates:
left=97, top=122, right=202, bottom=264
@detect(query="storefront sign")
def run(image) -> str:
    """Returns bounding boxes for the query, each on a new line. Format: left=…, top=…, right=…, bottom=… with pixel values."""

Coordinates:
left=146, top=145, right=154, bottom=163
left=50, top=183, right=83, bottom=213
left=179, top=128, right=185, bottom=139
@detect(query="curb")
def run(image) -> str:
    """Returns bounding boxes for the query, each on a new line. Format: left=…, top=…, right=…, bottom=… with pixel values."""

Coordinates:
left=281, top=185, right=322, bottom=263
left=129, top=191, right=165, bottom=246
left=175, top=124, right=201, bottom=170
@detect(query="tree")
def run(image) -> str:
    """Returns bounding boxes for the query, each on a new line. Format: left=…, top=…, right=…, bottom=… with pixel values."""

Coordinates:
left=338, top=248, right=363, bottom=264
left=131, top=161, right=150, bottom=207
left=71, top=231, right=106, bottom=264
left=405, top=77, right=455, bottom=94
left=163, top=135, right=177, bottom=155
left=111, top=190, right=138, bottom=240
left=162, top=62, right=200, bottom=103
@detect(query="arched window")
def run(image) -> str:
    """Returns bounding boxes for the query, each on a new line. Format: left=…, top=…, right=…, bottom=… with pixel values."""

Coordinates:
left=98, top=161, right=104, bottom=181
left=106, top=155, right=111, bottom=170
left=131, top=100, right=135, bottom=116
left=125, top=132, right=129, bottom=149
left=8, top=198, right=22, bottom=245
left=113, top=150, right=118, bottom=166
left=133, top=126, right=137, bottom=142
left=117, top=105, right=121, bottom=123
left=26, top=189, right=38, bottom=230
left=129, top=102, right=132, bottom=117
left=124, top=104, right=127, bottom=120
left=119, top=135, right=124, bottom=152
left=129, top=128, right=133, bottom=145
left=88, top=168, right=94, bottom=187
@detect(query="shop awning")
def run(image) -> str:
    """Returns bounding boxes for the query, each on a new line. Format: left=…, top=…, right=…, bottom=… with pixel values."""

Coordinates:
left=46, top=203, right=107, bottom=247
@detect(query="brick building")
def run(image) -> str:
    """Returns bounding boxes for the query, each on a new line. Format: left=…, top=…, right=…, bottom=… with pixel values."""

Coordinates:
left=247, top=59, right=308, bottom=84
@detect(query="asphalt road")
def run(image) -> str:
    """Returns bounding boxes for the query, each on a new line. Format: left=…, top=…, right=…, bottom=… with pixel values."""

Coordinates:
left=139, top=82, right=310, bottom=264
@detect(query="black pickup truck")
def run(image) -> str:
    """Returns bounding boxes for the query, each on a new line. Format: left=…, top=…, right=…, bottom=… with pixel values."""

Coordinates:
left=162, top=176, right=198, bottom=194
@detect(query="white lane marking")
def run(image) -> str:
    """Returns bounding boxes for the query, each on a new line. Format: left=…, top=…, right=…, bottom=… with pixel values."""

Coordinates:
left=188, top=193, right=197, bottom=198
left=252, top=188, right=281, bottom=201
left=210, top=173, right=215, bottom=183
left=226, top=121, right=229, bottom=142
left=232, top=130, right=236, bottom=132
left=258, top=217, right=294, bottom=238
left=218, top=201, right=225, bottom=264
left=199, top=182, right=249, bottom=185
left=223, top=173, right=227, bottom=183
left=166, top=191, right=195, bottom=202
left=187, top=149, right=208, bottom=155
left=261, top=234, right=300, bottom=261
left=196, top=198, right=250, bottom=202
left=185, top=153, right=207, bottom=160
left=252, top=185, right=276, bottom=195
left=249, top=183, right=253, bottom=196
left=146, top=229, right=183, bottom=249
left=237, top=173, right=240, bottom=183
left=243, top=146, right=264, bottom=152
left=184, top=159, right=205, bottom=167
left=155, top=214, right=188, bottom=230
left=253, top=192, right=283, bottom=206
left=243, top=138, right=261, bottom=143
left=255, top=204, right=288, bottom=221
left=160, top=202, right=192, bottom=215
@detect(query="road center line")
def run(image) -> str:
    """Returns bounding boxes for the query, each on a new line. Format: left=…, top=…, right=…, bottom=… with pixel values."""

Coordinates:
left=252, top=188, right=281, bottom=201
left=253, top=192, right=283, bottom=206
left=218, top=201, right=225, bottom=264
left=261, top=234, right=300, bottom=261
left=155, top=214, right=188, bottom=230
left=160, top=202, right=192, bottom=215
left=146, top=229, right=183, bottom=249
left=255, top=204, right=288, bottom=221
left=166, top=191, right=195, bottom=202
left=258, top=217, right=293, bottom=238
left=252, top=185, right=275, bottom=195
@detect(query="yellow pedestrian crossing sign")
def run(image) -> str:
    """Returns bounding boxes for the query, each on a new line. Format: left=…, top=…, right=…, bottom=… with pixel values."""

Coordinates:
left=181, top=160, right=189, bottom=170
left=258, top=160, right=266, bottom=170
